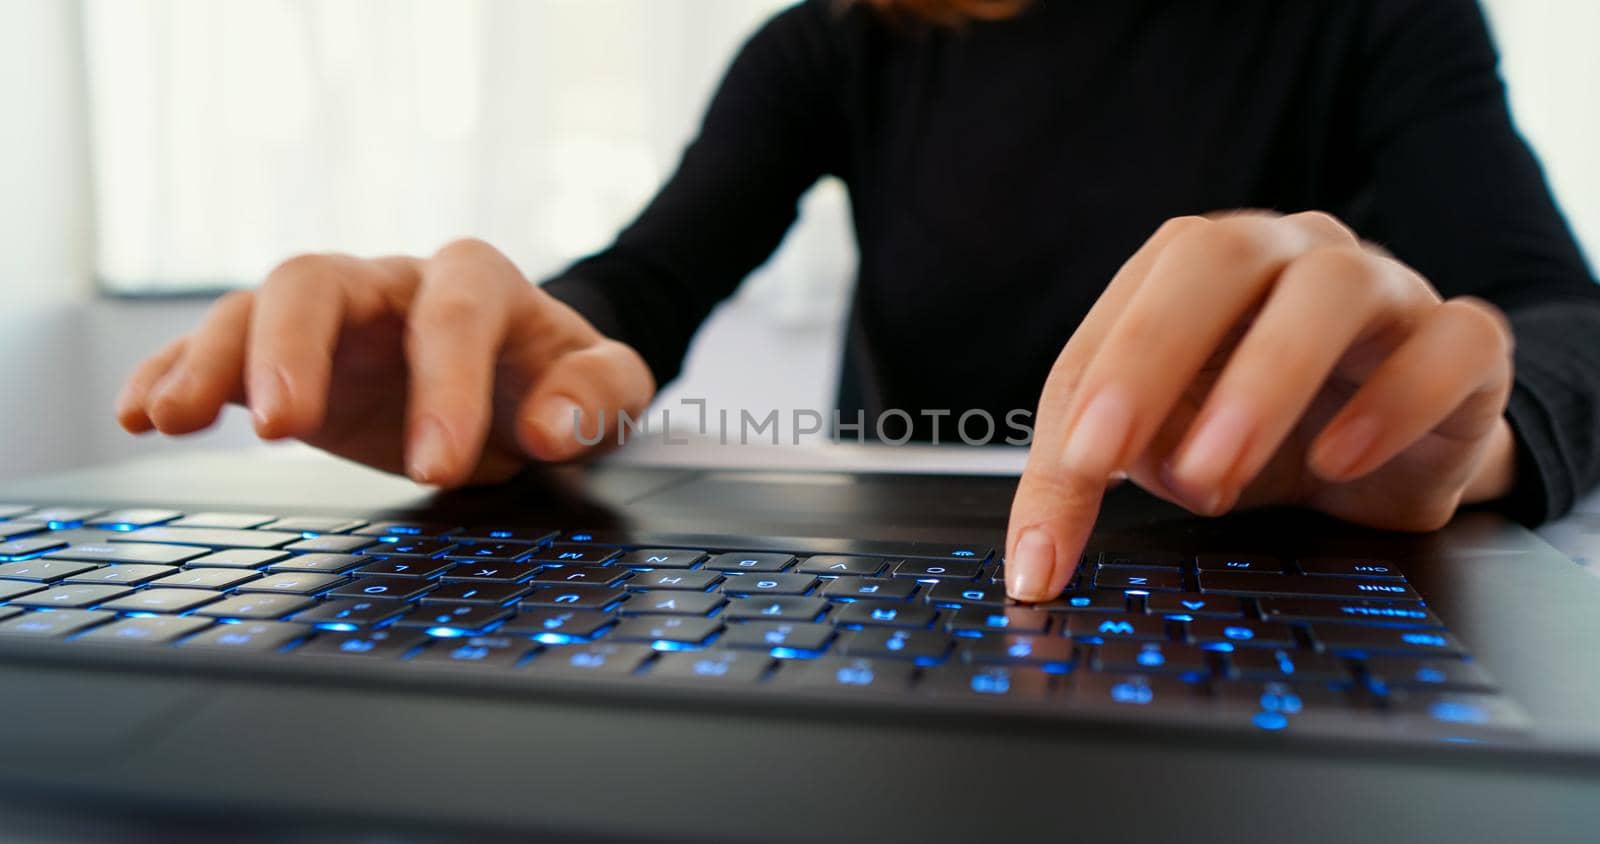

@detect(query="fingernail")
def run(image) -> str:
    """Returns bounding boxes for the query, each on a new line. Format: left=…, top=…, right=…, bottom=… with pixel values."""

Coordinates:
left=534, top=398, right=582, bottom=452
left=1006, top=527, right=1056, bottom=602
left=1168, top=401, right=1252, bottom=513
left=250, top=368, right=287, bottom=432
left=407, top=416, right=452, bottom=483
left=1062, top=388, right=1132, bottom=473
left=1313, top=415, right=1380, bottom=479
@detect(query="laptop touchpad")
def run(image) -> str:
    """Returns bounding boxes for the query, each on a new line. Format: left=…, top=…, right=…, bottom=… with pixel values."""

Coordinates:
left=0, top=665, right=207, bottom=764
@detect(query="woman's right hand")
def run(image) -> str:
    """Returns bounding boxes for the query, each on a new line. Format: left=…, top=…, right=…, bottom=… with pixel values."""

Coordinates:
left=115, top=238, right=656, bottom=486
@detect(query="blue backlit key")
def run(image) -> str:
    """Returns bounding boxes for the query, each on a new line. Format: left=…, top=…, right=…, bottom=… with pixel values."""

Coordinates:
left=1194, top=555, right=1285, bottom=574
left=1096, top=551, right=1188, bottom=569
left=820, top=577, right=917, bottom=601
left=946, top=606, right=1051, bottom=635
left=90, top=509, right=182, bottom=529
left=609, top=615, right=721, bottom=647
left=458, top=526, right=559, bottom=543
left=960, top=634, right=1074, bottom=668
left=924, top=581, right=1007, bottom=607
left=721, top=621, right=833, bottom=653
left=190, top=549, right=293, bottom=569
left=328, top=576, right=436, bottom=602
left=1065, top=613, right=1168, bottom=642
left=1363, top=657, right=1496, bottom=692
left=527, top=544, right=621, bottom=565
left=0, top=608, right=114, bottom=637
left=1145, top=593, right=1245, bottom=619
left=266, top=553, right=364, bottom=574
left=530, top=565, right=631, bottom=588
left=408, top=635, right=539, bottom=668
left=1070, top=673, right=1202, bottom=709
left=0, top=557, right=92, bottom=581
left=621, top=590, right=724, bottom=616
left=892, top=559, right=983, bottom=580
left=10, top=584, right=134, bottom=609
left=297, top=628, right=428, bottom=659
left=613, top=549, right=708, bottom=569
left=1036, top=592, right=1127, bottom=614
left=722, top=596, right=828, bottom=622
left=395, top=603, right=513, bottom=635
left=444, top=562, right=542, bottom=584
left=76, top=614, right=212, bottom=645
left=165, top=512, right=276, bottom=530
left=1095, top=566, right=1184, bottom=592
left=925, top=664, right=1054, bottom=699
left=530, top=642, right=655, bottom=676
left=147, top=568, right=261, bottom=591
left=776, top=657, right=913, bottom=692
left=282, top=535, right=375, bottom=554
left=837, top=628, right=951, bottom=662
left=291, top=599, right=408, bottom=628
left=263, top=516, right=366, bottom=535
left=1187, top=619, right=1297, bottom=648
left=48, top=542, right=207, bottom=566
left=0, top=580, right=45, bottom=602
left=236, top=573, right=345, bottom=595
left=521, top=586, right=628, bottom=610
left=705, top=552, right=795, bottom=573
left=369, top=538, right=456, bottom=558
left=1296, top=557, right=1405, bottom=579
left=444, top=541, right=536, bottom=562
left=0, top=521, right=45, bottom=542
left=193, top=593, right=316, bottom=621
left=719, top=573, right=818, bottom=596
left=1228, top=647, right=1351, bottom=684
left=353, top=521, right=459, bottom=538
left=796, top=555, right=885, bottom=577
left=1312, top=625, right=1466, bottom=658
left=180, top=621, right=308, bottom=651
left=98, top=588, right=224, bottom=614
left=497, top=608, right=614, bottom=639
left=1094, top=641, right=1209, bottom=675
left=649, top=650, right=770, bottom=683
left=1257, top=599, right=1442, bottom=629
left=627, top=569, right=723, bottom=592
left=421, top=581, right=530, bottom=606
left=354, top=556, right=455, bottom=579
left=832, top=600, right=938, bottom=629
left=63, top=563, right=179, bottom=587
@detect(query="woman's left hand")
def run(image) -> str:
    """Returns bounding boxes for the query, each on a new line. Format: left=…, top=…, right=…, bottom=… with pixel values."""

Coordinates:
left=1004, top=211, right=1517, bottom=601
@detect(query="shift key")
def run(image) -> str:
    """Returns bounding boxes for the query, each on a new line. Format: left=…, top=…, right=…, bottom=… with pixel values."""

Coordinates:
left=1199, top=572, right=1418, bottom=601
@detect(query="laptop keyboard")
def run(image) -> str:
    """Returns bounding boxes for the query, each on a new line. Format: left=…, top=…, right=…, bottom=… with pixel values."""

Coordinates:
left=0, top=505, right=1526, bottom=742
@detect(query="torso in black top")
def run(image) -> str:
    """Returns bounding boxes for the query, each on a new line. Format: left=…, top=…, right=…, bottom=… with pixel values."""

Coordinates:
left=543, top=0, right=1600, bottom=522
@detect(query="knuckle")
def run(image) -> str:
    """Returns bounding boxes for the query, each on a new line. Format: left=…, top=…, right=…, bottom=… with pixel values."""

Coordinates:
left=1440, top=297, right=1514, bottom=356
left=265, top=253, right=330, bottom=287
left=412, top=293, right=488, bottom=334
left=1286, top=246, right=1391, bottom=299
left=1153, top=215, right=1209, bottom=241
left=1286, top=209, right=1356, bottom=243
left=433, top=236, right=496, bottom=263
left=1176, top=217, right=1275, bottom=269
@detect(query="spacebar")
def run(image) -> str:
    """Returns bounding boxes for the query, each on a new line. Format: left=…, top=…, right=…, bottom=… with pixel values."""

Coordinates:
left=1198, top=573, right=1420, bottom=601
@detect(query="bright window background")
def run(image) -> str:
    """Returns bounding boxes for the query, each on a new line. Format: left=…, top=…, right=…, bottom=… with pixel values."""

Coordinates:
left=83, top=0, right=1597, bottom=306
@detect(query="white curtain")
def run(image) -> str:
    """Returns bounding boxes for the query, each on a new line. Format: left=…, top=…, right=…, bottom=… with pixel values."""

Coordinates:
left=82, top=0, right=855, bottom=326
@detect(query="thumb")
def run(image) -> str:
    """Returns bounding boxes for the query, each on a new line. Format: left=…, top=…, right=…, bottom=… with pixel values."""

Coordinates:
left=517, top=340, right=655, bottom=462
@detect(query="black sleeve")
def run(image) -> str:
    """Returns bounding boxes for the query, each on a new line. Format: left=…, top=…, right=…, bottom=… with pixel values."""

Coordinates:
left=1353, top=0, right=1600, bottom=523
left=539, top=1, right=842, bottom=387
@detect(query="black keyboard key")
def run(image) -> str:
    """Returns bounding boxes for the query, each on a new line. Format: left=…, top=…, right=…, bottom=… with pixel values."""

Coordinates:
left=194, top=593, right=316, bottom=621
left=11, top=584, right=134, bottom=609
left=0, top=558, right=89, bottom=581
left=797, top=555, right=885, bottom=576
left=1296, top=557, right=1405, bottom=579
left=49, top=542, right=208, bottom=565
left=395, top=603, right=512, bottom=634
left=101, top=588, right=225, bottom=614
left=649, top=650, right=771, bottom=683
left=609, top=615, right=721, bottom=646
left=1145, top=593, right=1245, bottom=619
left=892, top=559, right=983, bottom=580
left=1257, top=598, right=1443, bottom=629
left=614, top=549, right=708, bottom=569
left=180, top=620, right=309, bottom=651
left=960, top=634, right=1074, bottom=667
left=498, top=609, right=614, bottom=639
left=29, top=507, right=106, bottom=527
left=520, top=586, right=628, bottom=611
left=422, top=581, right=530, bottom=606
left=628, top=569, right=723, bottom=592
left=1228, top=648, right=1352, bottom=684
left=924, top=581, right=1008, bottom=607
left=621, top=591, right=724, bottom=616
left=265, top=516, right=366, bottom=534
left=1313, top=626, right=1467, bottom=658
left=723, top=596, right=829, bottom=622
left=188, top=549, right=292, bottom=569
left=328, top=577, right=436, bottom=602
left=93, top=509, right=182, bottom=529
left=63, top=564, right=179, bottom=586
left=354, top=556, right=455, bottom=579
left=298, top=628, right=428, bottom=658
left=1200, top=573, right=1419, bottom=601
left=1095, top=566, right=1185, bottom=592
left=77, top=615, right=212, bottom=644
left=283, top=535, right=375, bottom=554
left=1065, top=613, right=1168, bottom=642
left=445, top=542, right=537, bottom=562
left=409, top=635, right=539, bottom=668
left=0, top=538, right=71, bottom=561
left=443, top=562, right=542, bottom=584
left=292, top=599, right=408, bottom=628
left=832, top=600, right=938, bottom=629
left=0, top=608, right=114, bottom=637
left=458, top=526, right=559, bottom=543
left=148, top=568, right=261, bottom=591
left=820, top=577, right=917, bottom=601
left=527, top=544, right=621, bottom=565
left=1097, top=551, right=1188, bottom=568
left=354, top=521, right=459, bottom=538
left=1068, top=673, right=1204, bottom=710
left=721, top=621, right=833, bottom=653
left=0, top=521, right=45, bottom=541
left=0, top=504, right=35, bottom=519
left=947, top=606, right=1051, bottom=635
left=167, top=512, right=276, bottom=529
left=1364, top=657, right=1496, bottom=692
left=1213, top=680, right=1352, bottom=718
left=837, top=628, right=951, bottom=662
left=531, top=565, right=631, bottom=589
left=368, top=538, right=456, bottom=558
left=121, top=526, right=301, bottom=549
left=1195, top=554, right=1285, bottom=574
left=267, top=553, right=366, bottom=574
left=1036, top=592, right=1128, bottom=613
left=1094, top=641, right=1209, bottom=675
left=777, top=656, right=914, bottom=692
left=1187, top=619, right=1298, bottom=648
left=719, top=573, right=818, bottom=596
left=236, top=573, right=345, bottom=596
left=705, top=552, right=795, bottom=573
left=925, top=664, right=1054, bottom=699
left=530, top=642, right=654, bottom=676
left=0, top=580, right=45, bottom=601
left=1389, top=692, right=1528, bottom=734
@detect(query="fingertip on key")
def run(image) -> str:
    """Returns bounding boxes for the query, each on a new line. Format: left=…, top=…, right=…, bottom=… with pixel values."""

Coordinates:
left=1005, top=527, right=1057, bottom=602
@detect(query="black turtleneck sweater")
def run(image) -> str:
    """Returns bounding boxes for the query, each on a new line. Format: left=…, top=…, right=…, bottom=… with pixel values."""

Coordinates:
left=543, top=0, right=1600, bottom=523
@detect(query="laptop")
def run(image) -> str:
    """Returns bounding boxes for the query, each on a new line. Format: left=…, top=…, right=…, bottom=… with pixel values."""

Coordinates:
left=0, top=444, right=1597, bottom=842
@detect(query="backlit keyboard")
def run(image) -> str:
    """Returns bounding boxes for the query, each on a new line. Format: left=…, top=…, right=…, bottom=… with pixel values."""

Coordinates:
left=0, top=504, right=1527, bottom=742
